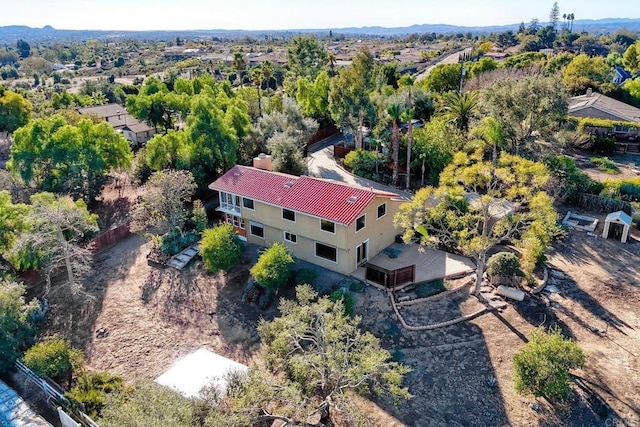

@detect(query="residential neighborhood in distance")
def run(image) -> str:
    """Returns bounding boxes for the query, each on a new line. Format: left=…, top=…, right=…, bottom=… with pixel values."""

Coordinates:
left=0, top=1, right=639, bottom=426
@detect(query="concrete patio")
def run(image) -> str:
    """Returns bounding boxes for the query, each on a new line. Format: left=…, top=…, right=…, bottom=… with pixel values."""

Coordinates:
left=351, top=242, right=476, bottom=287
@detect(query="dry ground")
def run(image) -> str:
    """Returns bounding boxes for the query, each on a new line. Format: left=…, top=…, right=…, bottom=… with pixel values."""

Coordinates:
left=38, top=213, right=639, bottom=426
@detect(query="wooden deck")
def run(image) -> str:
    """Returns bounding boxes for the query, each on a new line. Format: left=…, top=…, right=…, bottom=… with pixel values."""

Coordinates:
left=351, top=242, right=475, bottom=286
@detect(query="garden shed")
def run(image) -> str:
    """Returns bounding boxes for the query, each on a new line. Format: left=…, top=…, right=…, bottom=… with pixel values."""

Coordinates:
left=602, top=210, right=632, bottom=243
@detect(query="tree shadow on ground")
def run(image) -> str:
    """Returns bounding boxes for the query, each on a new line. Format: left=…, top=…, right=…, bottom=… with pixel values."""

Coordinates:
left=360, top=286, right=510, bottom=426
left=509, top=295, right=576, bottom=339
left=31, top=233, right=147, bottom=353
left=553, top=274, right=632, bottom=336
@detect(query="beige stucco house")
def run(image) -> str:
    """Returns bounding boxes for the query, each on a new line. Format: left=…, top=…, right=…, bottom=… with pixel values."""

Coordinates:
left=77, top=103, right=155, bottom=146
left=209, top=165, right=403, bottom=275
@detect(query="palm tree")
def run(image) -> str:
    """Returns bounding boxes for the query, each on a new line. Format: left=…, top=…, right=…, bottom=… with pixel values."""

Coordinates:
left=443, top=91, right=478, bottom=134
left=402, top=107, right=415, bottom=190
left=233, top=52, right=246, bottom=87
left=387, top=103, right=403, bottom=187
left=250, top=67, right=264, bottom=116
left=326, top=52, right=337, bottom=76
left=261, top=60, right=274, bottom=94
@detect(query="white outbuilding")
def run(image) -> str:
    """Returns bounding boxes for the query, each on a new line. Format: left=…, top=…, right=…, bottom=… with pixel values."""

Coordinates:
left=601, top=210, right=632, bottom=243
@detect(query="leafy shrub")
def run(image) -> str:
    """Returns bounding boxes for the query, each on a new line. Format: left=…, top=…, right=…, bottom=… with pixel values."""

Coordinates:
left=257, top=288, right=275, bottom=309
left=343, top=149, right=385, bottom=179
left=23, top=338, right=84, bottom=386
left=294, top=268, right=317, bottom=286
left=66, top=372, right=124, bottom=418
left=544, top=155, right=604, bottom=202
left=349, top=281, right=365, bottom=292
left=160, top=228, right=199, bottom=256
left=513, top=327, right=585, bottom=401
left=591, top=157, right=620, bottom=174
left=329, top=289, right=355, bottom=316
left=415, top=279, right=446, bottom=298
left=242, top=281, right=261, bottom=305
left=486, top=252, right=522, bottom=278
left=200, top=223, right=243, bottom=273
left=190, top=200, right=207, bottom=233
left=587, top=134, right=616, bottom=154
left=250, top=243, right=296, bottom=290
left=0, top=281, right=40, bottom=374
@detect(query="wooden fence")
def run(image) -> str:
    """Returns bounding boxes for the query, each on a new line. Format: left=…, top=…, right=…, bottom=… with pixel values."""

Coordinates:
left=308, top=124, right=339, bottom=146
left=89, top=221, right=131, bottom=253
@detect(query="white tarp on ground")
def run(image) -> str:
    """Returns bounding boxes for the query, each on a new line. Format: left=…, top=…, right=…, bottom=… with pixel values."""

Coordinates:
left=155, top=348, right=248, bottom=398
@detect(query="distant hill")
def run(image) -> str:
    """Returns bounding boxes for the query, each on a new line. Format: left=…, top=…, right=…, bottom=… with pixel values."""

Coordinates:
left=1, top=18, right=639, bottom=43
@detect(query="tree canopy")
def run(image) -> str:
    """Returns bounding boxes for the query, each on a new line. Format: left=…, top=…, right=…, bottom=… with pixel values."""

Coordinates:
left=0, top=90, right=31, bottom=134
left=212, top=285, right=411, bottom=426
left=8, top=115, right=132, bottom=201
left=200, top=223, right=243, bottom=273
left=395, top=151, right=558, bottom=294
left=0, top=280, right=40, bottom=374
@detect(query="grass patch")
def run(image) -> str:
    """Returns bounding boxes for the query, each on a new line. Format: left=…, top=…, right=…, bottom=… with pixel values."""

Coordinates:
left=415, top=278, right=446, bottom=298
left=591, top=157, right=620, bottom=175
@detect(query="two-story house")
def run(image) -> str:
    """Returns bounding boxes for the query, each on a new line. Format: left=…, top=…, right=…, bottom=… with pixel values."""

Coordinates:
left=209, top=165, right=404, bottom=275
left=77, top=103, right=155, bottom=146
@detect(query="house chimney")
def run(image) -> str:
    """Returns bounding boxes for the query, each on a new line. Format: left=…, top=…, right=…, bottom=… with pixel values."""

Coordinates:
left=586, top=88, right=593, bottom=97
left=253, top=153, right=272, bottom=171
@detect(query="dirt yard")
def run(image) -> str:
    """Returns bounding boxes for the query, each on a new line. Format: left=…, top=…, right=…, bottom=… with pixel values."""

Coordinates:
left=38, top=214, right=640, bottom=426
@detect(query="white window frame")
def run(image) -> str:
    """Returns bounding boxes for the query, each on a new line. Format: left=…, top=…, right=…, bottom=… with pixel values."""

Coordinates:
left=356, top=214, right=366, bottom=232
left=315, top=241, right=338, bottom=263
left=320, top=219, right=335, bottom=234
left=249, top=221, right=264, bottom=238
left=284, top=231, right=297, bottom=244
left=219, top=191, right=241, bottom=213
left=282, top=208, right=296, bottom=222
left=243, top=197, right=254, bottom=210
left=377, top=202, right=387, bottom=219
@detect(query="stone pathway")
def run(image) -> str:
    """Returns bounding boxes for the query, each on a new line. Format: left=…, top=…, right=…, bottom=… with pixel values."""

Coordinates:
left=0, top=380, right=51, bottom=427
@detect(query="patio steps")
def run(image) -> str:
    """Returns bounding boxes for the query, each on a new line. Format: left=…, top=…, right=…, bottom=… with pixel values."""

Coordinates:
left=167, top=244, right=200, bottom=270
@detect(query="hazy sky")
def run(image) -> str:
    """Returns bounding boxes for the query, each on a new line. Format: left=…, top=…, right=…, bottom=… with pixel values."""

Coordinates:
left=2, top=0, right=639, bottom=31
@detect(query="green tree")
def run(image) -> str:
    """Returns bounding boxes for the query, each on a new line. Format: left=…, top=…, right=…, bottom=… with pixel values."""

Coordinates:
left=126, top=77, right=189, bottom=133
left=100, top=382, right=196, bottom=427
left=395, top=151, right=558, bottom=294
left=411, top=117, right=462, bottom=186
left=0, top=190, right=30, bottom=274
left=247, top=285, right=410, bottom=425
left=387, top=103, right=404, bottom=186
left=562, top=54, right=614, bottom=95
left=131, top=170, right=196, bottom=232
left=0, top=280, right=40, bottom=374
left=478, top=75, right=567, bottom=153
left=250, top=242, right=296, bottom=290
left=0, top=90, right=31, bottom=135
left=268, top=132, right=306, bottom=175
left=421, top=63, right=462, bottom=93
left=286, top=35, right=327, bottom=81
left=295, top=70, right=331, bottom=124
left=470, top=57, right=498, bottom=78
left=67, top=372, right=124, bottom=418
left=549, top=2, right=560, bottom=31
left=8, top=116, right=132, bottom=201
left=16, top=39, right=31, bottom=58
left=16, top=193, right=98, bottom=295
left=328, top=46, right=376, bottom=149
left=200, top=223, right=243, bottom=273
left=23, top=337, right=84, bottom=386
left=623, top=43, right=640, bottom=74
left=443, top=91, right=478, bottom=134
left=513, top=327, right=586, bottom=400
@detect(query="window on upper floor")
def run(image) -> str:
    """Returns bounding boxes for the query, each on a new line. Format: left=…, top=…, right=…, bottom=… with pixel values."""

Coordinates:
left=377, top=203, right=386, bottom=219
left=243, top=198, right=254, bottom=209
left=282, top=208, right=296, bottom=222
left=356, top=214, right=366, bottom=232
left=320, top=219, right=335, bottom=233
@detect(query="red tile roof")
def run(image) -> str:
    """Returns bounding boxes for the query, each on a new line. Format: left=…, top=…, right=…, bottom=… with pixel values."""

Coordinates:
left=209, top=166, right=397, bottom=225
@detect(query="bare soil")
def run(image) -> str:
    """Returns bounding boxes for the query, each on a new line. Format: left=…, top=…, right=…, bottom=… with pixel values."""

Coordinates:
left=37, top=210, right=640, bottom=426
